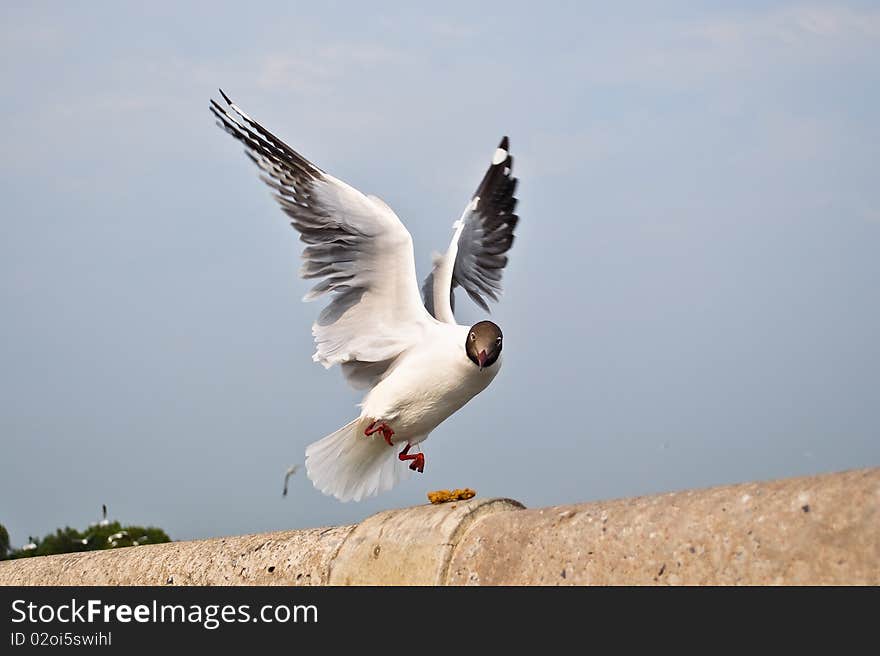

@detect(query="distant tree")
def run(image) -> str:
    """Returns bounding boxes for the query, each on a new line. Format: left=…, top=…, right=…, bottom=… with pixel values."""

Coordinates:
left=1, top=514, right=171, bottom=560
left=0, top=524, right=9, bottom=558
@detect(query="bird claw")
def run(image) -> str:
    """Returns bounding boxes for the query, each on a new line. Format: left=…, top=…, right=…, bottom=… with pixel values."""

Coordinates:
left=365, top=420, right=395, bottom=446
left=398, top=444, right=425, bottom=473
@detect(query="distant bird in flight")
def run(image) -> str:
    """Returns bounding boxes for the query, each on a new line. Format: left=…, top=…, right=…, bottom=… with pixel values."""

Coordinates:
left=282, top=464, right=300, bottom=497
left=211, top=91, right=519, bottom=502
left=107, top=531, right=127, bottom=543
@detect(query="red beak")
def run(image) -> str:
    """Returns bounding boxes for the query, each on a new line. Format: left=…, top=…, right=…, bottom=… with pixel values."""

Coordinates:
left=477, top=350, right=487, bottom=370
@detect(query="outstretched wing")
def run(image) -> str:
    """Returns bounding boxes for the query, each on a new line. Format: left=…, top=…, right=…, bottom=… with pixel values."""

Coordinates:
left=210, top=91, right=432, bottom=377
left=422, top=137, right=519, bottom=323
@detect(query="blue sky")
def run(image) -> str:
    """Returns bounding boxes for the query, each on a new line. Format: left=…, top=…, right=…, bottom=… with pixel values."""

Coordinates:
left=1, top=1, right=878, bottom=547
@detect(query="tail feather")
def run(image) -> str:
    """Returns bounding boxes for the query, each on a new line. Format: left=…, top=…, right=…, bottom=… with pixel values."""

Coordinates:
left=305, top=418, right=411, bottom=502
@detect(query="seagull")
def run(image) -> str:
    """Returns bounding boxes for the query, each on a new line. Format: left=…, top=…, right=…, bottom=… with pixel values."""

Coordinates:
left=211, top=91, right=519, bottom=502
left=98, top=504, right=110, bottom=527
left=282, top=464, right=300, bottom=497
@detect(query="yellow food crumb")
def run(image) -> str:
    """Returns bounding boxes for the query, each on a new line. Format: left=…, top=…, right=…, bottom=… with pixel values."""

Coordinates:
left=427, top=488, right=476, bottom=504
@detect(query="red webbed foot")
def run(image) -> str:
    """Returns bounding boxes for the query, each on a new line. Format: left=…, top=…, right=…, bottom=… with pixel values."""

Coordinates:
left=398, top=443, right=425, bottom=473
left=365, top=420, right=395, bottom=446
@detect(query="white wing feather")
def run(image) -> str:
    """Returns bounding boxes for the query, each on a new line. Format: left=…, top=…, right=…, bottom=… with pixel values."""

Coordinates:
left=211, top=92, right=433, bottom=375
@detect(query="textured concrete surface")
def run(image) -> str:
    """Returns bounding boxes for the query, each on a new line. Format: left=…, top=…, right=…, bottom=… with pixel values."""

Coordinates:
left=329, top=497, right=524, bottom=585
left=1, top=468, right=876, bottom=585
left=0, top=525, right=354, bottom=586
left=447, top=468, right=879, bottom=585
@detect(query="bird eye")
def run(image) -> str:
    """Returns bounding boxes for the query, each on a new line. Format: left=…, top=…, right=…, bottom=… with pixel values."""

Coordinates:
left=470, top=333, right=476, bottom=341
left=496, top=337, right=502, bottom=344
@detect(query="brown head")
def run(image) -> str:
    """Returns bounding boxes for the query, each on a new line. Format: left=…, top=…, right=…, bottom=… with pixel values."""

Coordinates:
left=466, top=320, right=503, bottom=370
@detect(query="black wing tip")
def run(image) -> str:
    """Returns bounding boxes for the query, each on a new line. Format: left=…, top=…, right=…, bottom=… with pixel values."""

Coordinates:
left=218, top=88, right=232, bottom=105
left=488, top=136, right=512, bottom=169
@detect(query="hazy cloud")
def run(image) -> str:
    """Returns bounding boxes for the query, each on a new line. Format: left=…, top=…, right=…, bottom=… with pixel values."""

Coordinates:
left=257, top=43, right=400, bottom=94
left=690, top=5, right=880, bottom=47
left=428, top=20, right=480, bottom=40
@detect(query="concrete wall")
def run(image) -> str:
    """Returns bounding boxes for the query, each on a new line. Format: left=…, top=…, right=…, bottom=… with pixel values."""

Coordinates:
left=1, top=468, right=877, bottom=585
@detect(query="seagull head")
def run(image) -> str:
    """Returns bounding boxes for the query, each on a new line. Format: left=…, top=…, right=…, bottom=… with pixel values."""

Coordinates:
left=466, top=321, right=503, bottom=371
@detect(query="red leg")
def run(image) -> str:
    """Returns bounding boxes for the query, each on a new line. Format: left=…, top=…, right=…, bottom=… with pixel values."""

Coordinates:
left=398, top=444, right=425, bottom=473
left=365, top=420, right=394, bottom=446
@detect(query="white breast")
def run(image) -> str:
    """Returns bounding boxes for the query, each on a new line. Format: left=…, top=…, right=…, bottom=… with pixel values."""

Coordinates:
left=360, top=322, right=501, bottom=442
